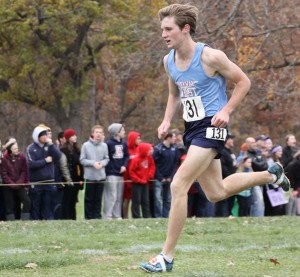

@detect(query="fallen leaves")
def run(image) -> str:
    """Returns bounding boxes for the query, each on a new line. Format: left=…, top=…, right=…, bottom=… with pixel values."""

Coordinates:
left=270, top=258, right=280, bottom=265
left=227, top=259, right=235, bottom=266
left=25, top=262, right=38, bottom=269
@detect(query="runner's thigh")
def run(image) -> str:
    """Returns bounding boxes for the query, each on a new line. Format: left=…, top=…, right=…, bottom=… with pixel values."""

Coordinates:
left=196, top=159, right=224, bottom=201
left=174, top=145, right=216, bottom=190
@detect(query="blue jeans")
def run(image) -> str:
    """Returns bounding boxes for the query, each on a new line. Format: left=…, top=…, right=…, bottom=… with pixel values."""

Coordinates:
left=30, top=189, right=55, bottom=220
left=250, top=185, right=265, bottom=217
left=154, top=180, right=171, bottom=218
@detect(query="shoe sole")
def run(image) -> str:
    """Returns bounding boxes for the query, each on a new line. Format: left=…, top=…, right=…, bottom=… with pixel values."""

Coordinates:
left=139, top=265, right=172, bottom=273
left=281, top=176, right=290, bottom=192
left=139, top=265, right=161, bottom=273
left=272, top=162, right=290, bottom=191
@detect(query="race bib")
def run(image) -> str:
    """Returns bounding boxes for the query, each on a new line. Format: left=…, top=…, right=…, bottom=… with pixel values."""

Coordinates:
left=182, top=96, right=205, bottom=122
left=206, top=127, right=227, bottom=141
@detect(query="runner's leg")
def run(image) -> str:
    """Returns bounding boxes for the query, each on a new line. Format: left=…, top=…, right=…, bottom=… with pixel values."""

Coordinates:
left=198, top=159, right=273, bottom=202
left=161, top=146, right=216, bottom=258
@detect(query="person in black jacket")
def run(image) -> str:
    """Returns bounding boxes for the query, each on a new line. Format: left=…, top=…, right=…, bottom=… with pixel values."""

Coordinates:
left=60, top=129, right=83, bottom=220
left=282, top=134, right=298, bottom=169
left=153, top=131, right=179, bottom=218
left=218, top=134, right=237, bottom=216
left=246, top=136, right=269, bottom=216
left=285, top=150, right=300, bottom=215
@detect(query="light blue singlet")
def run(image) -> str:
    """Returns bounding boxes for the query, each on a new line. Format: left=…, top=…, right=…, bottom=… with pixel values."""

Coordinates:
left=166, top=43, right=227, bottom=122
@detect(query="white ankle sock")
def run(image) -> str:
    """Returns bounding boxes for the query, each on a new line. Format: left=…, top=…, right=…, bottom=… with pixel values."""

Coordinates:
left=271, top=174, right=277, bottom=183
left=161, top=253, right=173, bottom=262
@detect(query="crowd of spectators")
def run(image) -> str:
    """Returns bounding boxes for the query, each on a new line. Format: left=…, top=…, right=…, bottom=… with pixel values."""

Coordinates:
left=0, top=124, right=299, bottom=221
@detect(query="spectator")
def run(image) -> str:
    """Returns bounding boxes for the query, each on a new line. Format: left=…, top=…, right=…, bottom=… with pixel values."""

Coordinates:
left=282, top=134, right=298, bottom=168
left=170, top=128, right=187, bottom=161
left=1, top=141, right=31, bottom=220
left=60, top=129, right=84, bottom=220
left=265, top=138, right=273, bottom=152
left=103, top=123, right=129, bottom=220
left=52, top=131, right=73, bottom=220
left=0, top=139, right=6, bottom=221
left=217, top=134, right=237, bottom=217
left=236, top=142, right=247, bottom=165
left=38, top=123, right=66, bottom=219
left=56, top=131, right=66, bottom=148
left=245, top=136, right=268, bottom=217
left=80, top=125, right=109, bottom=219
left=27, top=125, right=61, bottom=220
left=236, top=156, right=252, bottom=217
left=264, top=145, right=285, bottom=216
left=285, top=150, right=300, bottom=216
left=123, top=131, right=142, bottom=219
left=2, top=137, right=20, bottom=219
left=153, top=131, right=179, bottom=218
left=129, top=143, right=155, bottom=218
left=148, top=145, right=156, bottom=218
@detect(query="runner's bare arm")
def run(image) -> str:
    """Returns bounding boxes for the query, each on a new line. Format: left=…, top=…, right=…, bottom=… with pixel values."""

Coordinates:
left=157, top=55, right=181, bottom=139
left=202, top=48, right=251, bottom=128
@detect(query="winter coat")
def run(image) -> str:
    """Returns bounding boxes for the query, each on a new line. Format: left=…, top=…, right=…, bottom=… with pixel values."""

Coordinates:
left=129, top=143, right=155, bottom=185
left=26, top=127, right=61, bottom=190
left=153, top=142, right=179, bottom=181
left=286, top=158, right=300, bottom=192
left=1, top=152, right=29, bottom=189
left=124, top=131, right=141, bottom=181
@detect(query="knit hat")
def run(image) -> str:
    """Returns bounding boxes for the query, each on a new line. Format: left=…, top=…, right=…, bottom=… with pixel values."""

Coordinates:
left=64, top=129, right=76, bottom=141
left=108, top=123, right=123, bottom=136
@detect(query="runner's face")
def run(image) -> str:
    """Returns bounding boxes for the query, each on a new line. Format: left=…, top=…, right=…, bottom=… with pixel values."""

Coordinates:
left=161, top=16, right=184, bottom=49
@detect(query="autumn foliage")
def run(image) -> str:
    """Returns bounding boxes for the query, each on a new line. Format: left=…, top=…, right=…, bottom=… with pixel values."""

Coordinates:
left=0, top=0, right=299, bottom=150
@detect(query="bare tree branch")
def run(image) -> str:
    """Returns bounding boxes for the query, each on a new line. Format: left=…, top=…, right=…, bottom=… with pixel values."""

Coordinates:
left=242, top=24, right=300, bottom=37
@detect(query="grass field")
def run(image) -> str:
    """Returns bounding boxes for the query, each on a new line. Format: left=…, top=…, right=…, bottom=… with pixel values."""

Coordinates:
left=0, top=215, right=299, bottom=277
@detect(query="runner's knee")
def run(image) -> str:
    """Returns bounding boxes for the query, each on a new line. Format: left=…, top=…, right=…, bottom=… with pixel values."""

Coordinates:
left=170, top=178, right=190, bottom=197
left=205, top=189, right=227, bottom=203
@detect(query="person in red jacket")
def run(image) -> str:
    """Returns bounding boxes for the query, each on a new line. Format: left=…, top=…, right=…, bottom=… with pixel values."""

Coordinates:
left=129, top=143, right=155, bottom=218
left=123, top=131, right=142, bottom=218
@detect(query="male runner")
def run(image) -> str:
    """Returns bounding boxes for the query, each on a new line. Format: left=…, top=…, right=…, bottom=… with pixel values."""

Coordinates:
left=140, top=3, right=290, bottom=274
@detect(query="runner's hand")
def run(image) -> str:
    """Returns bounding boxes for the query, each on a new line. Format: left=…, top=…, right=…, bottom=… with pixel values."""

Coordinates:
left=211, top=110, right=229, bottom=128
left=158, top=121, right=170, bottom=139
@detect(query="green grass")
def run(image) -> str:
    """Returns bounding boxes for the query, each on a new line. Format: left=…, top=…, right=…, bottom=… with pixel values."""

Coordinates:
left=0, top=216, right=299, bottom=277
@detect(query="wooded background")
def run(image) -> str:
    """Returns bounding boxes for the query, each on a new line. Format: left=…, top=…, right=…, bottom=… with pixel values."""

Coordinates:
left=0, top=0, right=299, bottom=152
